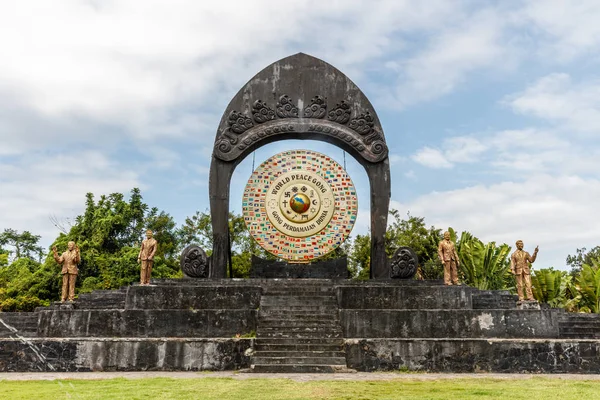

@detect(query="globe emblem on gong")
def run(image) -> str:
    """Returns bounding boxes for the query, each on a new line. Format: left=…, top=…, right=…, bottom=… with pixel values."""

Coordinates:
left=242, top=150, right=358, bottom=261
left=290, top=193, right=310, bottom=214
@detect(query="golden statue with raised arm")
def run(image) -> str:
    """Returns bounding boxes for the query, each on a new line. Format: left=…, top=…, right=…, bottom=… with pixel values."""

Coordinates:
left=52, top=241, right=80, bottom=302
left=510, top=240, right=539, bottom=301
left=138, top=230, right=157, bottom=285
left=438, top=231, right=460, bottom=286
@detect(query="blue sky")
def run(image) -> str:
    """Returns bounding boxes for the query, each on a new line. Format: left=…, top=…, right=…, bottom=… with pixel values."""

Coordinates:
left=1, top=0, right=600, bottom=269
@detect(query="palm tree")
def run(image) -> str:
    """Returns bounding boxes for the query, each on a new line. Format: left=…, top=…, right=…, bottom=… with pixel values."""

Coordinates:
left=450, top=229, right=512, bottom=290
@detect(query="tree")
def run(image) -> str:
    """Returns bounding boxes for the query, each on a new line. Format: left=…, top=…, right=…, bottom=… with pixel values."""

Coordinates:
left=576, top=260, right=600, bottom=313
left=387, top=211, right=444, bottom=280
left=0, top=248, right=8, bottom=267
left=453, top=230, right=512, bottom=290
left=63, top=189, right=180, bottom=289
left=177, top=210, right=271, bottom=278
left=0, top=188, right=182, bottom=311
left=348, top=211, right=443, bottom=280
left=531, top=268, right=579, bottom=309
left=348, top=234, right=371, bottom=280
left=0, top=229, right=43, bottom=262
left=567, top=246, right=600, bottom=277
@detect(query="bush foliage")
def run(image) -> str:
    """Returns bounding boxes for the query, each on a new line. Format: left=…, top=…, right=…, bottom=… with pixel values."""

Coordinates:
left=1, top=188, right=598, bottom=313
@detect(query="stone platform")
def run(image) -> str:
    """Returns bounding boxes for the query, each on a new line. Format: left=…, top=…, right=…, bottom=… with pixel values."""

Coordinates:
left=1, top=278, right=600, bottom=373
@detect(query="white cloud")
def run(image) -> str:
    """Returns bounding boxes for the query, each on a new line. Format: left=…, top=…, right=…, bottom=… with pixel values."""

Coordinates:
left=411, top=147, right=453, bottom=169
left=411, top=128, right=598, bottom=176
left=391, top=174, right=600, bottom=269
left=0, top=0, right=465, bottom=156
left=404, top=170, right=417, bottom=181
left=504, top=73, right=600, bottom=133
left=390, top=7, right=515, bottom=108
left=411, top=135, right=487, bottom=169
left=0, top=151, right=140, bottom=246
left=443, top=136, right=488, bottom=163
left=520, top=0, right=600, bottom=61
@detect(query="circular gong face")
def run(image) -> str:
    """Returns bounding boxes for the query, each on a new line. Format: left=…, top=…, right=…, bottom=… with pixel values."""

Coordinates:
left=243, top=150, right=357, bottom=261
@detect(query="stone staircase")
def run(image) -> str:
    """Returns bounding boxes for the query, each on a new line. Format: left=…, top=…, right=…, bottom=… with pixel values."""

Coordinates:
left=472, top=290, right=518, bottom=309
left=559, top=313, right=600, bottom=339
left=251, top=280, right=352, bottom=373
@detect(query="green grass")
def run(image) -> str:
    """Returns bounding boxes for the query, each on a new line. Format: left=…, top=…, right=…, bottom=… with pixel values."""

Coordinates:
left=1, top=377, right=599, bottom=400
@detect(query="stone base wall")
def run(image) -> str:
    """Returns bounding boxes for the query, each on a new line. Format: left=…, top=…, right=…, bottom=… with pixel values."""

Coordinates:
left=345, top=339, right=600, bottom=373
left=0, top=338, right=253, bottom=372
left=37, top=309, right=257, bottom=338
left=4, top=337, right=600, bottom=373
left=340, top=309, right=560, bottom=339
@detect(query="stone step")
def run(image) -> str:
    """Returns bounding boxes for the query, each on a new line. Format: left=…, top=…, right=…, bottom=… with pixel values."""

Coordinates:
left=472, top=302, right=517, bottom=310
left=558, top=319, right=600, bottom=328
left=258, top=320, right=340, bottom=328
left=76, top=298, right=126, bottom=304
left=264, top=284, right=334, bottom=288
left=259, top=314, right=337, bottom=322
left=253, top=356, right=346, bottom=365
left=257, top=331, right=343, bottom=339
left=255, top=350, right=344, bottom=358
left=560, top=332, right=600, bottom=339
left=255, top=337, right=343, bottom=345
left=559, top=315, right=600, bottom=322
left=263, top=295, right=335, bottom=300
left=78, top=290, right=127, bottom=298
left=259, top=310, right=337, bottom=317
left=258, top=325, right=341, bottom=333
left=251, top=364, right=351, bottom=373
left=559, top=327, right=600, bottom=335
left=264, top=289, right=334, bottom=296
left=475, top=290, right=512, bottom=296
left=472, top=294, right=518, bottom=308
left=260, top=305, right=338, bottom=312
left=254, top=343, right=343, bottom=352
left=261, top=297, right=338, bottom=306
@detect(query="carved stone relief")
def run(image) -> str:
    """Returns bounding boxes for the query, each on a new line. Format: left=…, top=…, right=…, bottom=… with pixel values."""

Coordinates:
left=180, top=244, right=209, bottom=278
left=390, top=246, right=418, bottom=279
left=214, top=95, right=388, bottom=162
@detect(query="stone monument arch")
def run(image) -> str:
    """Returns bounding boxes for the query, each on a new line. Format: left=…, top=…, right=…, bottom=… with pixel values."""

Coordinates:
left=209, top=53, right=391, bottom=279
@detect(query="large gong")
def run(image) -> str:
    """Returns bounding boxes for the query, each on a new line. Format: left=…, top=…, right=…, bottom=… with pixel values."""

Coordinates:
left=209, top=53, right=391, bottom=279
left=243, top=150, right=357, bottom=261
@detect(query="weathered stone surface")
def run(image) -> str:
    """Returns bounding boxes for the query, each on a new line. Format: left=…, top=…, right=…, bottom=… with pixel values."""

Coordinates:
left=125, top=285, right=261, bottom=310
left=340, top=309, right=560, bottom=338
left=37, top=309, right=257, bottom=338
left=345, top=339, right=600, bottom=373
left=0, top=312, right=39, bottom=337
left=4, top=279, right=600, bottom=373
left=336, top=285, right=474, bottom=309
left=250, top=256, right=349, bottom=279
left=0, top=338, right=252, bottom=372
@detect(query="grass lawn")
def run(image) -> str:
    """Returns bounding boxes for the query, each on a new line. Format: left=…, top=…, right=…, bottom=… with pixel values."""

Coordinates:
left=1, top=376, right=599, bottom=400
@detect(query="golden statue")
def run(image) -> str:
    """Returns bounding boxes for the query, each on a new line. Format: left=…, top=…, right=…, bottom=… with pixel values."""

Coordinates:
left=438, top=231, right=460, bottom=285
left=510, top=240, right=538, bottom=301
left=52, top=241, right=80, bottom=302
left=138, top=230, right=157, bottom=285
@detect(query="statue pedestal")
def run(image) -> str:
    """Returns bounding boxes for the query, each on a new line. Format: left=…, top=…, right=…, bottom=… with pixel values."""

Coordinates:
left=249, top=255, right=348, bottom=278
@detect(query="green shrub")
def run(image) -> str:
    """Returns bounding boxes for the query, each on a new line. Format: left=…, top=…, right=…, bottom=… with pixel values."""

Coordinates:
left=0, top=296, right=49, bottom=312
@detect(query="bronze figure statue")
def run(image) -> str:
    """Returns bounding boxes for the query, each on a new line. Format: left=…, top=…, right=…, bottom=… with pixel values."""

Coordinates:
left=138, top=230, right=157, bottom=285
left=510, top=240, right=538, bottom=301
left=52, top=241, right=80, bottom=302
left=438, top=231, right=460, bottom=285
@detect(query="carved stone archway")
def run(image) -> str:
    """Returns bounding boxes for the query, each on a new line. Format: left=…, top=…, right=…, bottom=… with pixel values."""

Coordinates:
left=209, top=53, right=390, bottom=279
